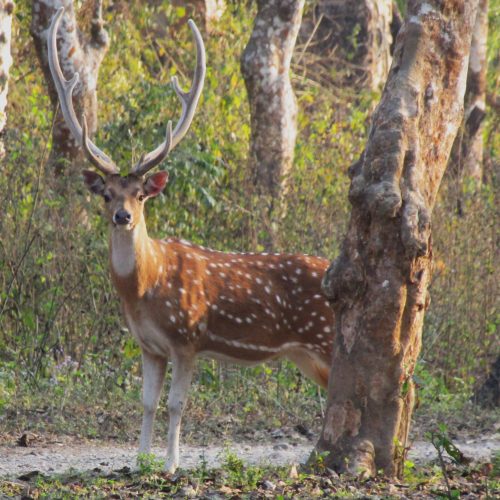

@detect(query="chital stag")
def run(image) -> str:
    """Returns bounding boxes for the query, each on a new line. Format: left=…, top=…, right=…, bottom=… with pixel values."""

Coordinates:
left=48, top=8, right=334, bottom=473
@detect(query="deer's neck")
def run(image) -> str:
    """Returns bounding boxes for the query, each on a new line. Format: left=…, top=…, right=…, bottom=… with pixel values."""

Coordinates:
left=110, top=218, right=160, bottom=299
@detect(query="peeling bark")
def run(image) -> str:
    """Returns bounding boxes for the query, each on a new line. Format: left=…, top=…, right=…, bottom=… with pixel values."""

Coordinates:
left=448, top=0, right=488, bottom=184
left=241, top=0, right=304, bottom=210
left=31, top=0, right=109, bottom=175
left=299, top=0, right=393, bottom=90
left=315, top=0, right=479, bottom=478
left=0, top=0, right=14, bottom=160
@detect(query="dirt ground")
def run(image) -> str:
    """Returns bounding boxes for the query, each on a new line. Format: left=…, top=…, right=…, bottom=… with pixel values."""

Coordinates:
left=1, top=432, right=498, bottom=479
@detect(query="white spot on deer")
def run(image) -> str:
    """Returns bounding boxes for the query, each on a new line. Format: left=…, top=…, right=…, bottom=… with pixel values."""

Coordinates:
left=324, top=326, right=331, bottom=333
left=265, top=286, right=271, bottom=294
left=169, top=315, right=176, bottom=323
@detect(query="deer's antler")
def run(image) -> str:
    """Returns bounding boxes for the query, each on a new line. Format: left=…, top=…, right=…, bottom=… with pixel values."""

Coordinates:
left=48, top=7, right=118, bottom=176
left=48, top=8, right=205, bottom=177
left=131, top=19, right=206, bottom=176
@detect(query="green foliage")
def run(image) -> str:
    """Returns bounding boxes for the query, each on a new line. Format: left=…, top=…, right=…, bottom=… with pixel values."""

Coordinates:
left=137, top=453, right=165, bottom=475
left=0, top=0, right=498, bottom=441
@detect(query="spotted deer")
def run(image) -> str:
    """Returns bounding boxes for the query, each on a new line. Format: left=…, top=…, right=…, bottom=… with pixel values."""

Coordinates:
left=48, top=8, right=335, bottom=473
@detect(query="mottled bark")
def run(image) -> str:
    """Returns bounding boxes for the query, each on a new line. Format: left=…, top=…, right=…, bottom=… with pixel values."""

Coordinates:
left=315, top=0, right=479, bottom=478
left=448, top=0, right=488, bottom=183
left=31, top=0, right=109, bottom=175
left=172, top=0, right=225, bottom=33
left=299, top=0, right=393, bottom=90
left=241, top=0, right=304, bottom=208
left=0, top=1, right=14, bottom=160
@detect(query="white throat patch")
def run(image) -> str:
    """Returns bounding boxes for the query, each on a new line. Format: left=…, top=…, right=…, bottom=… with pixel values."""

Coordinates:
left=111, top=228, right=137, bottom=277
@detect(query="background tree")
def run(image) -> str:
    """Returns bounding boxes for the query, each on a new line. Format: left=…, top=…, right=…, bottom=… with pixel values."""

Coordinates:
left=172, top=0, right=225, bottom=32
left=298, top=0, right=394, bottom=90
left=241, top=0, right=304, bottom=232
left=31, top=0, right=109, bottom=175
left=0, top=0, right=14, bottom=160
left=448, top=0, right=489, bottom=185
left=316, top=0, right=480, bottom=477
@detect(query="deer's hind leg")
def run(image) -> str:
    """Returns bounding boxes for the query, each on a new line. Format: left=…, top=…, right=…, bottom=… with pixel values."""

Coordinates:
left=286, top=350, right=330, bottom=389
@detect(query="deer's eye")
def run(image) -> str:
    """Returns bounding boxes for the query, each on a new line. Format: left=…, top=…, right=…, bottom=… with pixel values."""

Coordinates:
left=103, top=193, right=112, bottom=203
left=138, top=194, right=145, bottom=202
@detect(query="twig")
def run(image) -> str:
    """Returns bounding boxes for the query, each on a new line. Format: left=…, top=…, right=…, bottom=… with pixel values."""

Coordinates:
left=295, top=13, right=324, bottom=65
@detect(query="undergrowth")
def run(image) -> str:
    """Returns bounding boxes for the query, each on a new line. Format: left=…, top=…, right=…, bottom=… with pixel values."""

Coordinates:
left=0, top=0, right=498, bottom=446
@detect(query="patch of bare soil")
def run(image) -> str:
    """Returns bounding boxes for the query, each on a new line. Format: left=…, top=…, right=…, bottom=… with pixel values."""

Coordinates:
left=0, top=432, right=498, bottom=479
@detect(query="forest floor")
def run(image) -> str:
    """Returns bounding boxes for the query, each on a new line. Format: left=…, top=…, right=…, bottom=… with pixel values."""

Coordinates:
left=0, top=430, right=499, bottom=478
left=1, top=419, right=499, bottom=498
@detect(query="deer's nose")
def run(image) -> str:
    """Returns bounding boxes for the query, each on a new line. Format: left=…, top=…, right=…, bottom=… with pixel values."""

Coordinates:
left=113, top=209, right=132, bottom=225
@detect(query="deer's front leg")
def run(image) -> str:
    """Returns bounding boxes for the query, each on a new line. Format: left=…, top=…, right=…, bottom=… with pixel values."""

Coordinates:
left=138, top=351, right=167, bottom=455
left=165, top=354, right=194, bottom=474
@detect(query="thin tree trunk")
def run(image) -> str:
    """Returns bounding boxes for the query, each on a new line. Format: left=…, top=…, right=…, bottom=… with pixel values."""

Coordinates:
left=299, top=0, right=393, bottom=90
left=315, top=0, right=479, bottom=478
left=241, top=0, right=304, bottom=216
left=0, top=1, right=14, bottom=160
left=448, top=0, right=488, bottom=184
left=172, top=1, right=225, bottom=32
left=31, top=0, right=109, bottom=175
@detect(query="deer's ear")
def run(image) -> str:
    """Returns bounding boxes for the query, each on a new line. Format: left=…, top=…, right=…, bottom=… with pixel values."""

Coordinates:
left=144, top=171, right=169, bottom=198
left=83, top=170, right=105, bottom=195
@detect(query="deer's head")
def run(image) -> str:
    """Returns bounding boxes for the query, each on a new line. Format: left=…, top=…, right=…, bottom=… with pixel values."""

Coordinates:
left=48, top=8, right=205, bottom=231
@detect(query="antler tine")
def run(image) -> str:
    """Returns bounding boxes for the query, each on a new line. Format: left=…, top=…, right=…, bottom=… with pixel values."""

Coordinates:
left=132, top=19, right=206, bottom=177
left=48, top=7, right=118, bottom=176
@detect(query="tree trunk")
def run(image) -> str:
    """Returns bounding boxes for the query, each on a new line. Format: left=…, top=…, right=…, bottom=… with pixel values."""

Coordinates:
left=299, top=0, right=393, bottom=91
left=171, top=1, right=225, bottom=33
left=315, top=0, right=479, bottom=478
left=31, top=0, right=109, bottom=175
left=473, top=355, right=500, bottom=408
left=0, top=1, right=14, bottom=161
left=241, top=0, right=304, bottom=215
left=448, top=0, right=488, bottom=184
